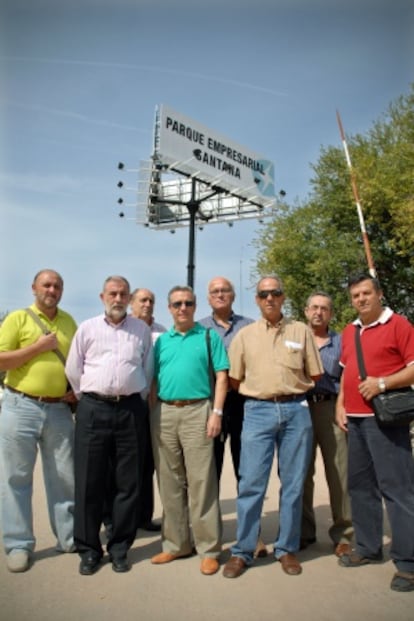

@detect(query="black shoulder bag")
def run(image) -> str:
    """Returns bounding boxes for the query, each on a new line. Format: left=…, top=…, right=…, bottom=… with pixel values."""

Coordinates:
left=354, top=325, right=414, bottom=427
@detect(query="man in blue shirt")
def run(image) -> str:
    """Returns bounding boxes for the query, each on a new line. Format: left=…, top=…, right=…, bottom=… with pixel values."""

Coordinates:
left=199, top=277, right=253, bottom=483
left=301, top=291, right=353, bottom=556
left=199, top=277, right=268, bottom=560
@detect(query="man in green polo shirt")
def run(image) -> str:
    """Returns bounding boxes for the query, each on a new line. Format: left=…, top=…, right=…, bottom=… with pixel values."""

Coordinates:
left=0, top=269, right=77, bottom=573
left=150, top=285, right=229, bottom=576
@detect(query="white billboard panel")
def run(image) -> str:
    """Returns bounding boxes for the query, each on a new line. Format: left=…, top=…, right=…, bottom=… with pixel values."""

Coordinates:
left=155, top=104, right=275, bottom=207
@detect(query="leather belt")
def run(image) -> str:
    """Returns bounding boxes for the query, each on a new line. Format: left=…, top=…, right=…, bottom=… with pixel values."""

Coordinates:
left=307, top=393, right=337, bottom=403
left=253, top=394, right=305, bottom=403
left=84, top=392, right=137, bottom=403
left=161, top=398, right=206, bottom=407
left=6, top=385, right=63, bottom=403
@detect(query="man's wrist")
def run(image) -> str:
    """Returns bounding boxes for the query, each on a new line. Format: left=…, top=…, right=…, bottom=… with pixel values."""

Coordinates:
left=212, top=408, right=223, bottom=417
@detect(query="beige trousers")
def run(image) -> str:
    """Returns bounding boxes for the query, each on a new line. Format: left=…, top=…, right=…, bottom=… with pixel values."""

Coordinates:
left=150, top=400, right=222, bottom=558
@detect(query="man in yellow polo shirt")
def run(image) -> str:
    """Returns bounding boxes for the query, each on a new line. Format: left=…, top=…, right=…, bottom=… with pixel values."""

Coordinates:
left=0, top=269, right=77, bottom=573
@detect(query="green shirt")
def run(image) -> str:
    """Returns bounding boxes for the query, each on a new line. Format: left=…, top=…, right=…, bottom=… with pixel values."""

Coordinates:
left=0, top=304, right=77, bottom=397
left=154, top=322, right=229, bottom=400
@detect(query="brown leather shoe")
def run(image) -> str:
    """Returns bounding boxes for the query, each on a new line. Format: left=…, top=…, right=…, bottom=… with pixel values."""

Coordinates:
left=254, top=538, right=268, bottom=559
left=335, top=542, right=352, bottom=558
left=151, top=552, right=185, bottom=564
left=222, top=556, right=247, bottom=579
left=200, top=557, right=219, bottom=575
left=279, top=553, right=302, bottom=575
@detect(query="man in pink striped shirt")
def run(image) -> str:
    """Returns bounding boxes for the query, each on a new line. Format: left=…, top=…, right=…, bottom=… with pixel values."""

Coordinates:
left=66, top=275, right=153, bottom=576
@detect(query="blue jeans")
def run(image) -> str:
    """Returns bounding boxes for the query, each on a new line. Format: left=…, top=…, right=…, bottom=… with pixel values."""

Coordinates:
left=347, top=416, right=414, bottom=572
left=0, top=389, right=75, bottom=555
left=231, top=397, right=312, bottom=564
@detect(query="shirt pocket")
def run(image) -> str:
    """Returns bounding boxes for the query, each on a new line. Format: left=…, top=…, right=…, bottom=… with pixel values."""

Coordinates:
left=283, top=340, right=303, bottom=369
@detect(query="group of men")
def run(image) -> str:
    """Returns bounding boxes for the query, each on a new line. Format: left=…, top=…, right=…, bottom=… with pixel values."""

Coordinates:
left=0, top=269, right=413, bottom=592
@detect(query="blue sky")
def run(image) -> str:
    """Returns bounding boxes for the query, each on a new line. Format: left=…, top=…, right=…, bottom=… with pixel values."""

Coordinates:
left=1, top=0, right=413, bottom=327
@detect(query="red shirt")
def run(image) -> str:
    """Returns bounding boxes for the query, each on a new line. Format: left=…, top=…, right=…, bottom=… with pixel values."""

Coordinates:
left=340, top=309, right=414, bottom=415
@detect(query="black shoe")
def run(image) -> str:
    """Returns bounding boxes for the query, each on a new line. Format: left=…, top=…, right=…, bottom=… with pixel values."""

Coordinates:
left=139, top=521, right=161, bottom=532
left=79, top=554, right=101, bottom=576
left=300, top=537, right=316, bottom=550
left=339, top=552, right=383, bottom=567
left=111, top=556, right=130, bottom=573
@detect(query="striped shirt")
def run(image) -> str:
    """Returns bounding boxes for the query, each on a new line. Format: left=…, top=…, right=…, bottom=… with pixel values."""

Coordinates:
left=308, top=330, right=342, bottom=396
left=66, top=314, right=153, bottom=398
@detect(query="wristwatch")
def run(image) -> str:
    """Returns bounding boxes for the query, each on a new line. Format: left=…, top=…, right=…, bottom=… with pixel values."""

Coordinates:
left=213, top=408, right=223, bottom=417
left=378, top=377, right=386, bottom=393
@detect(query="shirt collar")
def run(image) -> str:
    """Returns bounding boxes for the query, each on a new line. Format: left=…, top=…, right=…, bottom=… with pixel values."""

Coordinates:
left=103, top=313, right=128, bottom=328
left=353, top=306, right=393, bottom=328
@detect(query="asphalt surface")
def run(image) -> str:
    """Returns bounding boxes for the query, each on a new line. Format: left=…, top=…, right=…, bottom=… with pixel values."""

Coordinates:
left=0, top=448, right=413, bottom=621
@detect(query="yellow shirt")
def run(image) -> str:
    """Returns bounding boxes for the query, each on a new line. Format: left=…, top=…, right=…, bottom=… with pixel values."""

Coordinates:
left=0, top=304, right=77, bottom=397
left=228, top=317, right=323, bottom=399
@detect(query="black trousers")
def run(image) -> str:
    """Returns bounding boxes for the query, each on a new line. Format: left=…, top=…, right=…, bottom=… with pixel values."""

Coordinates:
left=103, top=402, right=155, bottom=528
left=136, top=402, right=156, bottom=526
left=74, top=392, right=145, bottom=560
left=214, top=390, right=246, bottom=483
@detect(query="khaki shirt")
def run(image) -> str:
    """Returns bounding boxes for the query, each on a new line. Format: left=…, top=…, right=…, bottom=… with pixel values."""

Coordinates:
left=228, top=317, right=323, bottom=399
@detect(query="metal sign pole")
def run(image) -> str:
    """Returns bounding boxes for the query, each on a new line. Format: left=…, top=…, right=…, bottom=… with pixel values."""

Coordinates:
left=186, top=178, right=198, bottom=289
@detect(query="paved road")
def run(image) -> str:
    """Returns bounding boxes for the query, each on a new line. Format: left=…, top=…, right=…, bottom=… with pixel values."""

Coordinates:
left=0, top=450, right=413, bottom=621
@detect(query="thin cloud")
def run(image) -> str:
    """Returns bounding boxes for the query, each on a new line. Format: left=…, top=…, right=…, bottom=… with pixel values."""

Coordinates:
left=0, top=172, right=85, bottom=195
left=1, top=55, right=289, bottom=97
left=0, top=97, right=149, bottom=133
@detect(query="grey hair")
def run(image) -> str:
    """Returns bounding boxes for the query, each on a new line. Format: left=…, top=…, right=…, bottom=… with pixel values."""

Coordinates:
left=131, top=288, right=155, bottom=303
left=168, top=285, right=196, bottom=304
left=305, top=291, right=333, bottom=310
left=256, top=274, right=284, bottom=293
left=103, top=275, right=130, bottom=292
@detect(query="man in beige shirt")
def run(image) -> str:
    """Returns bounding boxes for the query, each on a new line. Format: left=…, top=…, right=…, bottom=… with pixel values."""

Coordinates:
left=222, top=275, right=323, bottom=579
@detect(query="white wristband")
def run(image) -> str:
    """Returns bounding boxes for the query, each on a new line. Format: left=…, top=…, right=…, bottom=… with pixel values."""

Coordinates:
left=213, top=408, right=223, bottom=417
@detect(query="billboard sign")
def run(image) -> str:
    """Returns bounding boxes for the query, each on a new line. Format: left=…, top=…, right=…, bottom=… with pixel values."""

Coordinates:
left=155, top=104, right=275, bottom=208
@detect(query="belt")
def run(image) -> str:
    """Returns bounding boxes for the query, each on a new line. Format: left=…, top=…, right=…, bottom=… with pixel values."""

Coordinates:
left=307, top=393, right=337, bottom=403
left=253, top=394, right=305, bottom=403
left=84, top=392, right=137, bottom=403
left=160, top=398, right=206, bottom=407
left=6, top=385, right=63, bottom=403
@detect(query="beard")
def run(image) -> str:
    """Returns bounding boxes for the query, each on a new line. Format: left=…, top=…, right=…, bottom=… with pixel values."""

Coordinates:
left=105, top=304, right=127, bottom=322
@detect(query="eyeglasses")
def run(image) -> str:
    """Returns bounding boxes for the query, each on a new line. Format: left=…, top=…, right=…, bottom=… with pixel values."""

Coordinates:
left=209, top=287, right=232, bottom=296
left=257, top=289, right=284, bottom=299
left=308, top=304, right=330, bottom=312
left=170, top=300, right=195, bottom=309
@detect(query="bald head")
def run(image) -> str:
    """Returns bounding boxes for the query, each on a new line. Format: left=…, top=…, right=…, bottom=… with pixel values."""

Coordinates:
left=130, top=288, right=156, bottom=325
left=207, top=276, right=235, bottom=316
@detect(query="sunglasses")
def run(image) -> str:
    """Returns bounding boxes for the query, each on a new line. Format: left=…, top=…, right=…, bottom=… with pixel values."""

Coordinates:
left=170, top=300, right=195, bottom=309
left=257, top=289, right=284, bottom=299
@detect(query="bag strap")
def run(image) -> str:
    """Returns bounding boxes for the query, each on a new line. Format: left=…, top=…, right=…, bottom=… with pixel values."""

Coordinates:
left=354, top=325, right=367, bottom=380
left=25, top=307, right=67, bottom=366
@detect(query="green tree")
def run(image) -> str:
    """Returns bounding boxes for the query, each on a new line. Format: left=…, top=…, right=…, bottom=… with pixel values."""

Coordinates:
left=254, top=85, right=414, bottom=328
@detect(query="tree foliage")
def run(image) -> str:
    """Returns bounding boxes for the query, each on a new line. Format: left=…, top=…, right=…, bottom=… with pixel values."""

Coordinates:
left=254, top=85, right=414, bottom=328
